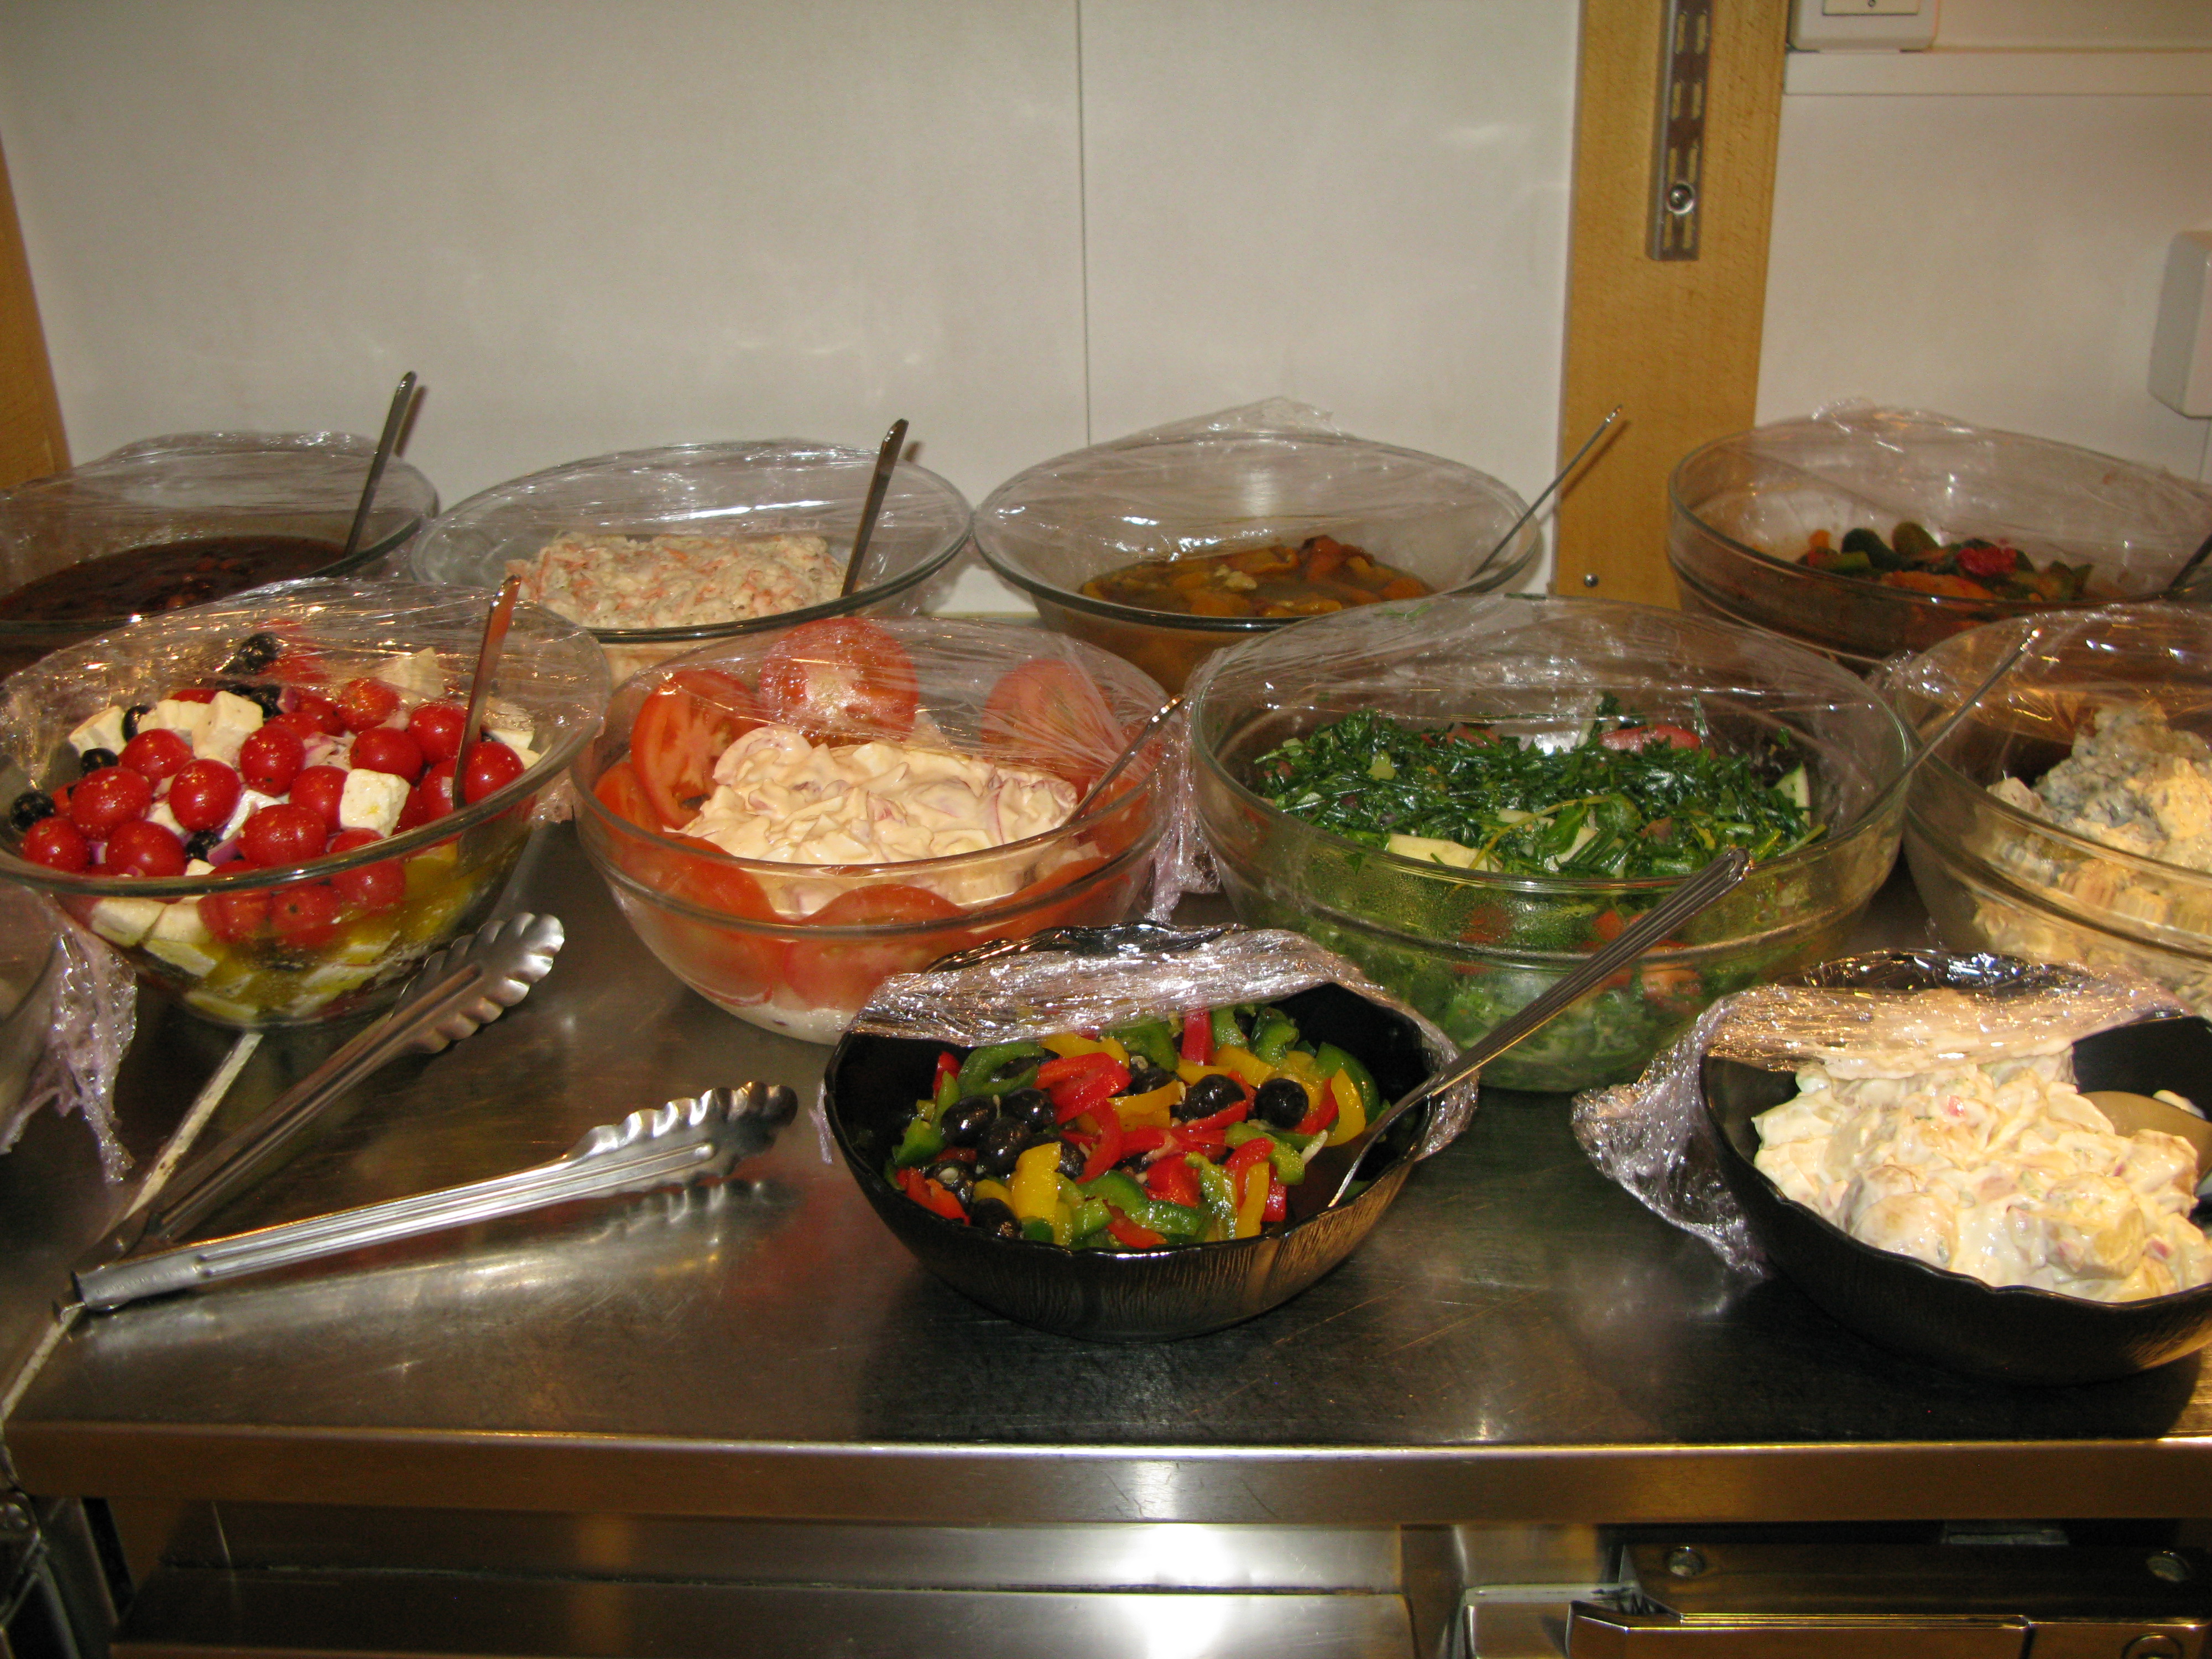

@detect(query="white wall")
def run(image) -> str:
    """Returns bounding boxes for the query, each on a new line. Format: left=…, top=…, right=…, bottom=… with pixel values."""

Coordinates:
left=0, top=1, right=1578, bottom=610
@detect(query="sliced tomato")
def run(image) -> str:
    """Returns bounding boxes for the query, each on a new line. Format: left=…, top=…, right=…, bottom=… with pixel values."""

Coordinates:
left=757, top=618, right=918, bottom=742
left=782, top=883, right=965, bottom=1015
left=980, top=658, right=1126, bottom=792
left=626, top=837, right=782, bottom=1008
left=997, top=852, right=1121, bottom=936
left=1599, top=723, right=1702, bottom=753
left=591, top=759, right=662, bottom=830
left=630, top=669, right=760, bottom=827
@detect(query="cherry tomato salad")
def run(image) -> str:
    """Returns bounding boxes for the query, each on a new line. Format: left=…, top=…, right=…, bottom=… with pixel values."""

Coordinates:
left=888, top=1001, right=1383, bottom=1249
left=3, top=628, right=542, bottom=1022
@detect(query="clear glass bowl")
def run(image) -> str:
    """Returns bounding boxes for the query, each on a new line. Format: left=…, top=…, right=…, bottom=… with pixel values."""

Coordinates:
left=1190, top=596, right=1911, bottom=1092
left=1669, top=406, right=2212, bottom=671
left=0, top=432, right=439, bottom=679
left=0, top=580, right=608, bottom=1027
left=408, top=440, right=972, bottom=686
left=973, top=425, right=1540, bottom=693
left=1890, top=605, right=2212, bottom=1018
left=573, top=619, right=1173, bottom=1044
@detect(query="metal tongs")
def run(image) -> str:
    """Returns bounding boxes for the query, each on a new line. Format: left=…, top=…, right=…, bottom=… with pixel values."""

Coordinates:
left=75, top=1082, right=798, bottom=1312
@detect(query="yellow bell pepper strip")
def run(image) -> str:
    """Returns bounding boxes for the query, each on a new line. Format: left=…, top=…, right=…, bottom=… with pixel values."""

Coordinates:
left=1313, top=1043, right=1378, bottom=1146
left=1188, top=1153, right=1239, bottom=1241
left=956, top=1041, right=1051, bottom=1098
left=1041, top=1032, right=1129, bottom=1063
left=1180, top=1006, right=1213, bottom=1065
left=1009, top=1142, right=1063, bottom=1229
left=1112, top=1081, right=1178, bottom=1129
left=1113, top=1020, right=1178, bottom=1074
left=972, top=1177, right=1015, bottom=1211
left=1210, top=1045, right=1275, bottom=1090
left=1273, top=1047, right=1322, bottom=1087
left=1224, top=1138, right=1272, bottom=1238
left=1324, top=1070, right=1368, bottom=1146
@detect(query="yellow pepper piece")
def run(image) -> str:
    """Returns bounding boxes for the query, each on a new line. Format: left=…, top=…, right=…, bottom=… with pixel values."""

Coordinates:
left=972, top=1178, right=1015, bottom=1210
left=1274, top=1048, right=1322, bottom=1085
left=1042, top=1033, right=1128, bottom=1063
left=1325, top=1069, right=1368, bottom=1146
left=1113, top=1081, right=1180, bottom=1129
left=1212, top=1045, right=1275, bottom=1088
left=1233, top=1160, right=1268, bottom=1238
left=1009, top=1142, right=1063, bottom=1223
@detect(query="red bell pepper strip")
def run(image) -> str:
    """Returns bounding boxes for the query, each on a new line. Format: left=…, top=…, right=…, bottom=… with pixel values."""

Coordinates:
left=933, top=1050, right=959, bottom=1092
left=1293, top=1094, right=1340, bottom=1138
left=1037, top=1052, right=1130, bottom=1123
left=1183, top=1098, right=1250, bottom=1132
left=1144, top=1156, right=1202, bottom=1208
left=897, top=1166, right=968, bottom=1224
left=1079, top=1114, right=1125, bottom=1183
left=1223, top=1138, right=1272, bottom=1182
left=1120, top=1125, right=1172, bottom=1155
left=1262, top=1173, right=1288, bottom=1224
left=1172, top=1129, right=1228, bottom=1157
left=1106, top=1211, right=1165, bottom=1250
left=1181, top=1007, right=1212, bottom=1065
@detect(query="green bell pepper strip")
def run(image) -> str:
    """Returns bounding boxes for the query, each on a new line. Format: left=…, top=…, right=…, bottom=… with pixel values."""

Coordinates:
left=1227, top=1122, right=1309, bottom=1186
left=1210, top=1006, right=1246, bottom=1051
left=1020, top=1218, right=1055, bottom=1244
left=1082, top=1170, right=1206, bottom=1240
left=1113, top=1020, right=1179, bottom=1076
left=1187, top=1153, right=1239, bottom=1241
left=1069, top=1196, right=1111, bottom=1240
left=1314, top=1043, right=1382, bottom=1118
left=956, top=1041, right=1052, bottom=1099
left=1248, top=1008, right=1300, bottom=1065
left=892, top=1119, right=945, bottom=1168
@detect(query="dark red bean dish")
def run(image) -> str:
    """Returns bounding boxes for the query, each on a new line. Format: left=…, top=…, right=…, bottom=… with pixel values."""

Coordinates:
left=0, top=534, right=347, bottom=622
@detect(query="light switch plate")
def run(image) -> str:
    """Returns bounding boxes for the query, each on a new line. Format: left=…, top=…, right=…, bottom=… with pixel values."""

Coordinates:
left=1789, top=0, right=1938, bottom=51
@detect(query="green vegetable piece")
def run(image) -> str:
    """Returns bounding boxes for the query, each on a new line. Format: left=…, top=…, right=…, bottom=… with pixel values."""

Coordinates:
left=1840, top=527, right=1888, bottom=559
left=1188, top=1152, right=1239, bottom=1239
left=1113, top=1020, right=1179, bottom=1075
left=1314, top=1043, right=1382, bottom=1118
left=1085, top=1170, right=1152, bottom=1211
left=893, top=1119, right=945, bottom=1169
left=956, top=1041, right=1050, bottom=1098
left=1773, top=765, right=1809, bottom=811
left=1211, top=1006, right=1247, bottom=1051
left=1248, top=1008, right=1300, bottom=1065
left=1070, top=1197, right=1111, bottom=1239
left=930, top=1067, right=962, bottom=1119
left=1891, top=520, right=1938, bottom=560
left=1020, top=1218, right=1056, bottom=1244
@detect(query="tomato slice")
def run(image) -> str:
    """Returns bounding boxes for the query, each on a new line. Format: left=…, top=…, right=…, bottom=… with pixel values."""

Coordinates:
left=1599, top=723, right=1702, bottom=753
left=980, top=658, right=1127, bottom=793
left=757, top=618, right=918, bottom=742
left=591, top=759, right=661, bottom=830
left=630, top=669, right=760, bottom=827
left=781, top=883, right=965, bottom=1015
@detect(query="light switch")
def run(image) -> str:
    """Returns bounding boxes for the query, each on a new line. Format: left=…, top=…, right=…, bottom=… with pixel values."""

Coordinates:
left=2151, top=231, right=2212, bottom=419
left=1789, top=0, right=1937, bottom=50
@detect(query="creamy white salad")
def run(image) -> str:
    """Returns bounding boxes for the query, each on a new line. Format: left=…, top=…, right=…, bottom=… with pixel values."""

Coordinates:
left=507, top=531, right=843, bottom=633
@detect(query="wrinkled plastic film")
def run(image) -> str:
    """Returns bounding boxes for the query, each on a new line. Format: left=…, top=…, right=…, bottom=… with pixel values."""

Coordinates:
left=0, top=892, right=135, bottom=1180
left=1570, top=952, right=2190, bottom=1274
left=848, top=922, right=1478, bottom=1159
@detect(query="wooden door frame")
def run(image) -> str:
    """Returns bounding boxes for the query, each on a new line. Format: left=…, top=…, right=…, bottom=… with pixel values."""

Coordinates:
left=0, top=134, right=65, bottom=488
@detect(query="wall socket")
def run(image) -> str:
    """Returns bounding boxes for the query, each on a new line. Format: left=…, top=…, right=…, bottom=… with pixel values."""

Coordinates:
left=1789, top=0, right=1938, bottom=51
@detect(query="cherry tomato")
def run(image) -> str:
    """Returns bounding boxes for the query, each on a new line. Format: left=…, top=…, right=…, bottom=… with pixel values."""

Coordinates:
left=237, top=723, right=306, bottom=795
left=168, top=687, right=217, bottom=705
left=200, top=887, right=271, bottom=943
left=267, top=881, right=343, bottom=947
left=629, top=668, right=759, bottom=826
left=118, top=728, right=193, bottom=784
left=166, top=760, right=243, bottom=834
left=758, top=618, right=917, bottom=742
left=407, top=700, right=466, bottom=764
left=100, top=818, right=187, bottom=878
left=239, top=802, right=328, bottom=868
left=290, top=765, right=348, bottom=827
left=21, top=816, right=90, bottom=872
left=399, top=760, right=458, bottom=829
left=286, top=688, right=345, bottom=736
left=349, top=726, right=426, bottom=782
left=326, top=828, right=405, bottom=911
left=68, top=766, right=153, bottom=838
left=781, top=883, right=965, bottom=1014
left=337, top=677, right=400, bottom=732
left=1599, top=723, right=1703, bottom=753
left=980, top=659, right=1126, bottom=793
left=460, top=739, right=525, bottom=804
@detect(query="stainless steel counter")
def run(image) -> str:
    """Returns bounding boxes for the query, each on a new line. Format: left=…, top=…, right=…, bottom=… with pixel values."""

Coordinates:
left=5, top=830, right=2210, bottom=1531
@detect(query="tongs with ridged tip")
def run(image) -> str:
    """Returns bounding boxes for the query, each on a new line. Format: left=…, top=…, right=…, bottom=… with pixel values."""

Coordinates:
left=74, top=1082, right=799, bottom=1312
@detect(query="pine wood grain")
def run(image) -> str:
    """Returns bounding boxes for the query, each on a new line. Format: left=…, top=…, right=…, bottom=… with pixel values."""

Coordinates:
left=1556, top=0, right=1787, bottom=605
left=0, top=135, right=66, bottom=489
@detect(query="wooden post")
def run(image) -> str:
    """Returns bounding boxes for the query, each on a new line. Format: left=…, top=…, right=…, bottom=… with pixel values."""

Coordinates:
left=1556, top=0, right=1787, bottom=604
left=0, top=135, right=66, bottom=488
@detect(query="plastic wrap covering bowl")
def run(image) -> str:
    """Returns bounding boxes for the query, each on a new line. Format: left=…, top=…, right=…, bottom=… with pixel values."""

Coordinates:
left=0, top=580, right=608, bottom=1028
left=1668, top=406, right=2212, bottom=672
left=0, top=884, right=61, bottom=1126
left=408, top=440, right=972, bottom=686
left=825, top=972, right=1437, bottom=1340
left=1890, top=604, right=2212, bottom=1021
left=1702, top=964, right=2212, bottom=1383
left=1191, top=596, right=1912, bottom=1092
left=972, top=413, right=1540, bottom=693
left=0, top=432, right=439, bottom=679
left=574, top=619, right=1172, bottom=1045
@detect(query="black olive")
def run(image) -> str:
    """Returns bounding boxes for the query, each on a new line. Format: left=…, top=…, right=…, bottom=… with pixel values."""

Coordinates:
left=997, top=1087, right=1055, bottom=1131
left=923, top=1160, right=974, bottom=1208
left=1055, top=1138, right=1086, bottom=1182
left=77, top=748, right=119, bottom=777
left=939, top=1096, right=998, bottom=1149
left=120, top=703, right=152, bottom=742
left=1123, top=1060, right=1172, bottom=1097
left=969, top=1197, right=1022, bottom=1239
left=1176, top=1072, right=1244, bottom=1121
left=1254, top=1076, right=1309, bottom=1130
left=8, top=789, right=55, bottom=833
left=221, top=632, right=281, bottom=674
left=975, top=1117, right=1033, bottom=1180
left=217, top=680, right=285, bottom=718
left=182, top=830, right=220, bottom=862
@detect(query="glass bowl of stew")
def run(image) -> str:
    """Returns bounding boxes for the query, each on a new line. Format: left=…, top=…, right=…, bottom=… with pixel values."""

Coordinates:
left=1189, top=595, right=1913, bottom=1092
left=972, top=420, right=1540, bottom=693
left=0, top=580, right=607, bottom=1028
left=0, top=432, right=439, bottom=680
left=575, top=617, right=1175, bottom=1044
left=1669, top=406, right=2212, bottom=672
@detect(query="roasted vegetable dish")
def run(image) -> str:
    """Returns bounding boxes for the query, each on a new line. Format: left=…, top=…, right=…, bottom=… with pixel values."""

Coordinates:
left=888, top=1003, right=1383, bottom=1248
left=1082, top=536, right=1431, bottom=619
left=1794, top=522, right=2092, bottom=603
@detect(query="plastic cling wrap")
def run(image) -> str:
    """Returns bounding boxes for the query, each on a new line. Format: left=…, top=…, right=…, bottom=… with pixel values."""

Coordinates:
left=1571, top=951, right=2189, bottom=1273
left=846, top=921, right=1478, bottom=1159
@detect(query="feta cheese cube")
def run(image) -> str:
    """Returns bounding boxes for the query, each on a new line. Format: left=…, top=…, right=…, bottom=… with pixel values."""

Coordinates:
left=194, top=691, right=265, bottom=766
left=144, top=936, right=219, bottom=978
left=150, top=896, right=211, bottom=948
left=144, top=697, right=213, bottom=745
left=377, top=648, right=447, bottom=700
left=490, top=732, right=539, bottom=771
left=147, top=800, right=187, bottom=838
left=223, top=787, right=285, bottom=840
left=69, top=707, right=127, bottom=757
left=339, top=768, right=409, bottom=835
left=87, top=896, right=165, bottom=948
left=185, top=859, right=216, bottom=876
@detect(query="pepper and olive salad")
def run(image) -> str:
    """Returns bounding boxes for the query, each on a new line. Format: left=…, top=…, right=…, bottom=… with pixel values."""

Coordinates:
left=888, top=1003, right=1384, bottom=1249
left=1794, top=521, right=2092, bottom=604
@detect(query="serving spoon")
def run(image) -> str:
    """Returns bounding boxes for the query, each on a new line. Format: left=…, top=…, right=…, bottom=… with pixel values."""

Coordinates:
left=338, top=371, right=418, bottom=564
left=839, top=418, right=909, bottom=598
left=1449, top=404, right=1622, bottom=594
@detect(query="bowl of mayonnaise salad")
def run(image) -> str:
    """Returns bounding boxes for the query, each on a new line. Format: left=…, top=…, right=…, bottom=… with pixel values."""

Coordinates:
left=573, top=616, right=1174, bottom=1042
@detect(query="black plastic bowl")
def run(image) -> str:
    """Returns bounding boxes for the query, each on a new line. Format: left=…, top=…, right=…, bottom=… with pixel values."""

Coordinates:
left=1704, top=1011, right=2212, bottom=1385
left=824, top=980, right=1437, bottom=1340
